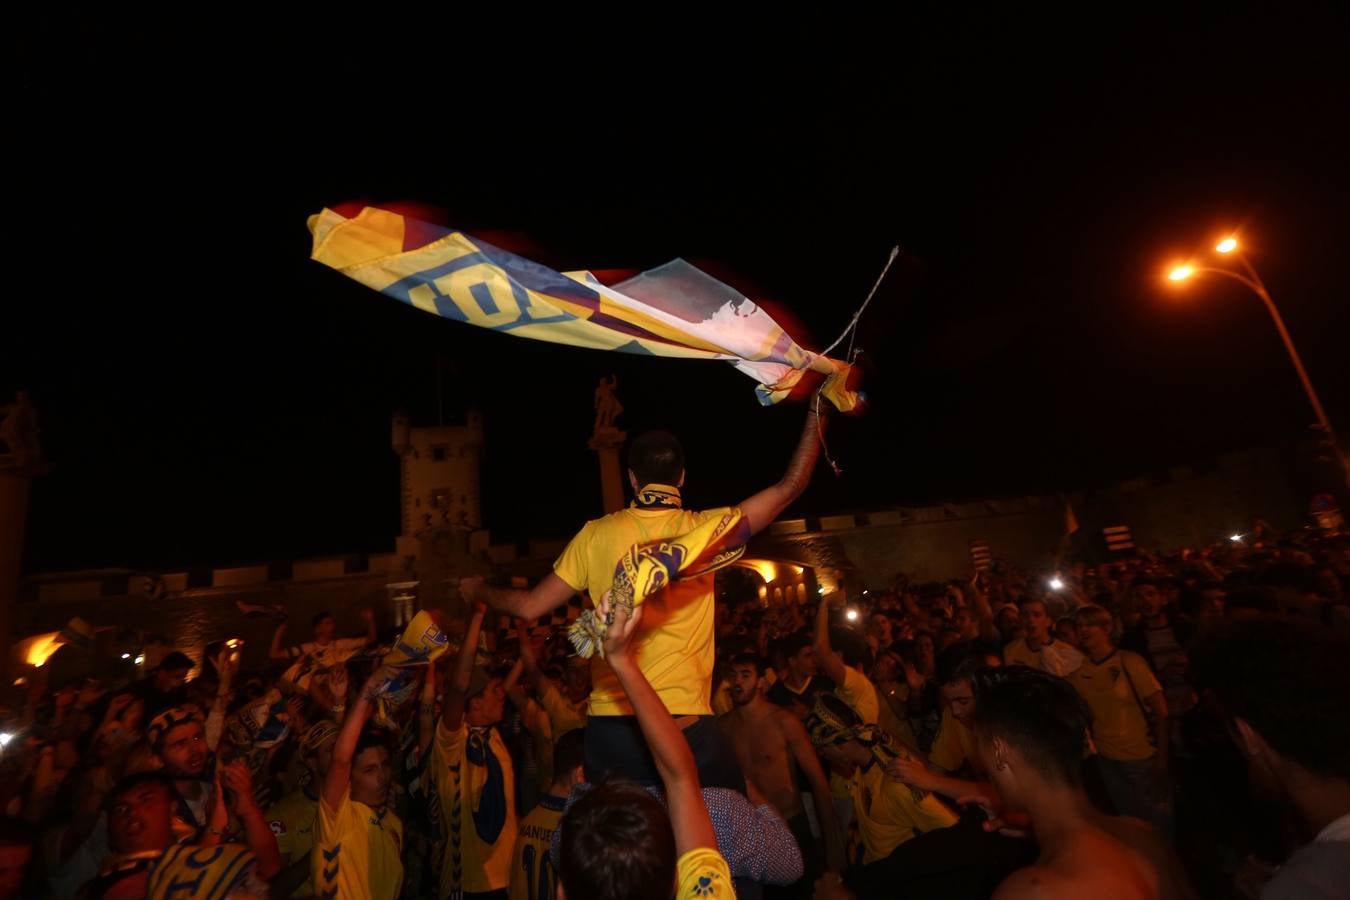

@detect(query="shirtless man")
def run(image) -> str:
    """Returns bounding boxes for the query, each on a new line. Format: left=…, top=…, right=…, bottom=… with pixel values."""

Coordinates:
left=718, top=653, right=845, bottom=879
left=972, top=665, right=1181, bottom=900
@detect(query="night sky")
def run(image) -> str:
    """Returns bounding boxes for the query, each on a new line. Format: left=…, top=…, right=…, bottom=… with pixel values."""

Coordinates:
left=11, top=11, right=1350, bottom=573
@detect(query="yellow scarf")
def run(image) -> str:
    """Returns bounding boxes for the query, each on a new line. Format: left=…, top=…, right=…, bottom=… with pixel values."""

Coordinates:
left=568, top=506, right=750, bottom=658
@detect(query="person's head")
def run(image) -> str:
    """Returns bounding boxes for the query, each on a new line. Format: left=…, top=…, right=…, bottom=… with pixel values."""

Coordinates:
left=1196, top=583, right=1227, bottom=622
left=300, top=719, right=340, bottom=778
left=558, top=780, right=676, bottom=900
left=1132, top=579, right=1166, bottom=621
left=312, top=611, right=337, bottom=642
left=869, top=612, right=893, bottom=644
left=148, top=707, right=208, bottom=779
left=1053, top=616, right=1081, bottom=649
left=108, top=771, right=178, bottom=854
left=1192, top=621, right=1350, bottom=821
left=563, top=657, right=592, bottom=702
left=551, top=728, right=587, bottom=792
left=727, top=653, right=763, bottom=707
left=152, top=652, right=193, bottom=691
left=971, top=666, right=1092, bottom=809
left=780, top=633, right=817, bottom=680
left=626, top=430, right=685, bottom=491
left=995, top=604, right=1022, bottom=641
left=936, top=649, right=986, bottom=727
left=952, top=607, right=975, bottom=637
left=1073, top=605, right=1115, bottom=655
left=1018, top=598, right=1052, bottom=643
left=0, top=818, right=34, bottom=900
left=350, top=730, right=393, bottom=809
left=804, top=694, right=876, bottom=775
left=464, top=668, right=506, bottom=727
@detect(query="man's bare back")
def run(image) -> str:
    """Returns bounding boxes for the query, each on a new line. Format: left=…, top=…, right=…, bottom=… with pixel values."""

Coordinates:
left=719, top=702, right=804, bottom=819
left=995, top=825, right=1156, bottom=900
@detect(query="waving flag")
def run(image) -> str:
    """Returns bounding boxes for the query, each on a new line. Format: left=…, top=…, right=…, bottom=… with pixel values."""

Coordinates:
left=308, top=206, right=858, bottom=409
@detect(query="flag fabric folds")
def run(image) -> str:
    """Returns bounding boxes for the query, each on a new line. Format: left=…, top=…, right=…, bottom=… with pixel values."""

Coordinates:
left=308, top=206, right=858, bottom=410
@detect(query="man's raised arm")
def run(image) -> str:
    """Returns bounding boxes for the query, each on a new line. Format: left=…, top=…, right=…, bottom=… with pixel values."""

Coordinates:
left=460, top=572, right=576, bottom=623
left=738, top=404, right=827, bottom=535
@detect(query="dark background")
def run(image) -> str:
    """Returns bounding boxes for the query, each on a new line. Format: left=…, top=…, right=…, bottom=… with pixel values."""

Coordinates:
left=9, top=10, right=1349, bottom=572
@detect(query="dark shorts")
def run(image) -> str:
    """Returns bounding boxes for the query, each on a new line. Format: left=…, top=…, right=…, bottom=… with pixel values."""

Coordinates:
left=584, top=713, right=746, bottom=792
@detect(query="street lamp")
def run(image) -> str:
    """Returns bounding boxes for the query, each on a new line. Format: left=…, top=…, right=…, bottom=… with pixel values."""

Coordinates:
left=1166, top=236, right=1347, bottom=489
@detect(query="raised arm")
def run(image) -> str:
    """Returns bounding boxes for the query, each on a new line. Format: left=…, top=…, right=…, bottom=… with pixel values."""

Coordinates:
left=442, top=603, right=488, bottom=732
left=814, top=592, right=848, bottom=685
left=322, top=666, right=387, bottom=813
left=359, top=608, right=378, bottom=645
left=780, top=711, right=845, bottom=872
left=417, top=664, right=438, bottom=761
left=461, top=573, right=576, bottom=624
left=269, top=621, right=291, bottom=661
left=737, top=404, right=826, bottom=535
left=601, top=597, right=718, bottom=856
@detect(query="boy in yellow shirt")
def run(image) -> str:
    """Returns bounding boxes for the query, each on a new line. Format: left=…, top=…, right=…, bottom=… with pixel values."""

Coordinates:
left=316, top=668, right=405, bottom=900
left=508, top=728, right=586, bottom=900
left=430, top=601, right=517, bottom=898
left=462, top=410, right=826, bottom=790
left=558, top=595, right=735, bottom=899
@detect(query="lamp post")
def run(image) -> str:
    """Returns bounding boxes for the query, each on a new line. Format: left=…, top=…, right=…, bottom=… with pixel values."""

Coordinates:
left=1168, top=238, right=1347, bottom=489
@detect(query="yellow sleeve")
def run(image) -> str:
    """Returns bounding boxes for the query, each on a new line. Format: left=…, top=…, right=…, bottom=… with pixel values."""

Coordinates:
left=434, top=717, right=468, bottom=772
left=552, top=522, right=594, bottom=592
left=1124, top=651, right=1163, bottom=698
left=884, top=779, right=960, bottom=833
left=675, top=847, right=734, bottom=898
left=838, top=667, right=880, bottom=724
left=929, top=708, right=967, bottom=772
left=539, top=682, right=585, bottom=735
left=264, top=799, right=295, bottom=859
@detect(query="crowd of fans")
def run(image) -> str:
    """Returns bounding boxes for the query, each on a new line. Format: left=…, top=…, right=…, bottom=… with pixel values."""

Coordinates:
left=1, top=413, right=1347, bottom=899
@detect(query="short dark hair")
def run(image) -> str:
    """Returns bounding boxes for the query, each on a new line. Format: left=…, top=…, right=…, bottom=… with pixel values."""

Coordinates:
left=1191, top=620, right=1350, bottom=780
left=972, top=666, right=1091, bottom=786
left=353, top=728, right=390, bottom=763
left=936, top=641, right=986, bottom=686
left=552, top=728, right=586, bottom=783
left=108, top=770, right=176, bottom=809
left=157, top=651, right=194, bottom=673
left=312, top=611, right=335, bottom=628
left=559, top=781, right=675, bottom=900
left=626, top=431, right=684, bottom=487
left=728, top=652, right=763, bottom=677
left=778, top=632, right=812, bottom=660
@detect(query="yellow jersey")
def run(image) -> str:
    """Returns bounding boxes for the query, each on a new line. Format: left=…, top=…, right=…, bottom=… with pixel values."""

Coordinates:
left=521, top=697, right=555, bottom=797
left=850, top=760, right=959, bottom=864
left=675, top=846, right=735, bottom=898
left=432, top=719, right=518, bottom=895
left=508, top=794, right=566, bottom=900
left=314, top=787, right=403, bottom=900
left=266, top=787, right=318, bottom=897
left=538, top=682, right=586, bottom=736
left=554, top=504, right=728, bottom=716
left=929, top=707, right=978, bottom=774
left=1069, top=650, right=1161, bottom=762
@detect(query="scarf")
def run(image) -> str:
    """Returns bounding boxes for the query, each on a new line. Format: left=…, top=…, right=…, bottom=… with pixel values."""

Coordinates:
left=804, top=693, right=930, bottom=802
left=568, top=508, right=751, bottom=658
left=632, top=483, right=683, bottom=509
left=368, top=610, right=452, bottom=728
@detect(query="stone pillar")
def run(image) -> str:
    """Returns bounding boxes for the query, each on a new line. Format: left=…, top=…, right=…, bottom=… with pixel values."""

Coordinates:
left=589, top=426, right=628, bottom=514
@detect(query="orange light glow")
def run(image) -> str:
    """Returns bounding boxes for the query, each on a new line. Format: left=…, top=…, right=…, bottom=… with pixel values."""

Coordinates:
left=1216, top=238, right=1237, bottom=254
left=1168, top=265, right=1194, bottom=282
left=20, top=631, right=66, bottom=668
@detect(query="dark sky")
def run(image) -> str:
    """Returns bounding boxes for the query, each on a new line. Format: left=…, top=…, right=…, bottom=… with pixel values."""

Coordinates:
left=10, top=10, right=1350, bottom=572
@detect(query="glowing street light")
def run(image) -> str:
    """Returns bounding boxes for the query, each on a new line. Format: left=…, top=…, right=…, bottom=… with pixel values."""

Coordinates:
left=1230, top=533, right=1243, bottom=543
left=1163, top=233, right=1347, bottom=490
left=1048, top=577, right=1065, bottom=591
left=845, top=608, right=860, bottom=622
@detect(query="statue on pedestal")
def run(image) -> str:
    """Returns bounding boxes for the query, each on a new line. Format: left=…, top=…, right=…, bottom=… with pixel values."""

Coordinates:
left=593, top=375, right=624, bottom=434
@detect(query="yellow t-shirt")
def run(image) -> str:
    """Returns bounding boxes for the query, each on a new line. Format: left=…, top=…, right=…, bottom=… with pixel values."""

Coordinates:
left=1003, top=637, right=1084, bottom=676
left=314, top=787, right=404, bottom=900
left=1069, top=650, right=1161, bottom=762
left=432, top=719, right=519, bottom=895
left=675, top=846, right=735, bottom=898
left=850, top=761, right=959, bottom=864
left=266, top=788, right=318, bottom=897
left=929, top=707, right=978, bottom=774
left=836, top=666, right=881, bottom=725
left=539, top=682, right=587, bottom=736
left=1003, top=638, right=1040, bottom=670
left=508, top=794, right=566, bottom=900
left=554, top=505, right=728, bottom=716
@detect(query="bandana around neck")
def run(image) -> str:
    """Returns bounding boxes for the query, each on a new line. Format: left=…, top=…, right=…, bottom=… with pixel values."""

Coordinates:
left=632, top=483, right=682, bottom=509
